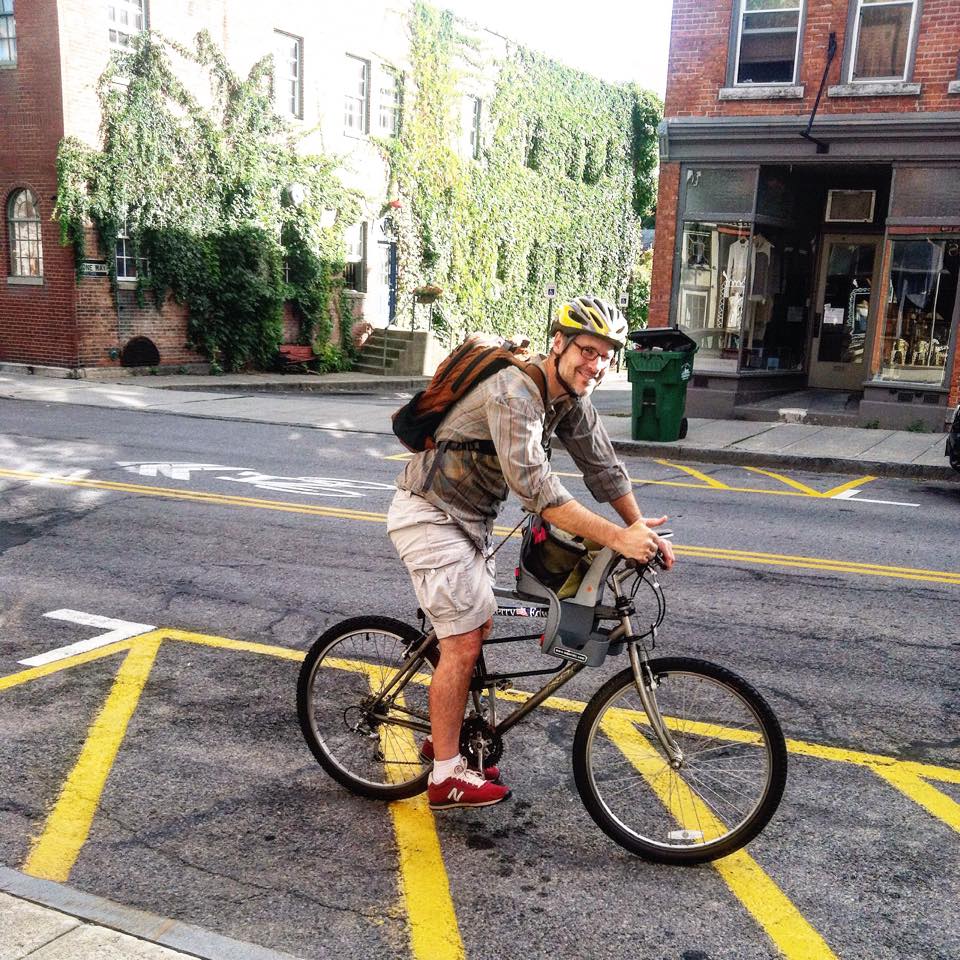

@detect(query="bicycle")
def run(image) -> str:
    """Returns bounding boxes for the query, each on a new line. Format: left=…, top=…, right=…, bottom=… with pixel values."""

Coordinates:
left=296, top=522, right=787, bottom=865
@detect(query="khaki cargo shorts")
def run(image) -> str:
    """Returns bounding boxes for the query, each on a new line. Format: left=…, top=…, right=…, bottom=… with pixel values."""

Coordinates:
left=387, top=489, right=497, bottom=639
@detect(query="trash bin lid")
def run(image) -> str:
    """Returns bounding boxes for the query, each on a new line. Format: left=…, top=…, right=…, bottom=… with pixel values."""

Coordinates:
left=627, top=327, right=697, bottom=353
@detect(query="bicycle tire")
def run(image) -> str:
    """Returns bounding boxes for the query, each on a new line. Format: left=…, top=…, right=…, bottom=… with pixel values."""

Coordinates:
left=297, top=616, right=434, bottom=801
left=572, top=656, right=787, bottom=864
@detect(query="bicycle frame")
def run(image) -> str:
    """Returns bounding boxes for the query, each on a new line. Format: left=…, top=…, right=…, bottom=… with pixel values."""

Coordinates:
left=363, top=560, right=683, bottom=765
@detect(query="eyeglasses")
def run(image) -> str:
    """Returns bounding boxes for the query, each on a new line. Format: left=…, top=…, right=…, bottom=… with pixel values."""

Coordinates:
left=570, top=339, right=615, bottom=365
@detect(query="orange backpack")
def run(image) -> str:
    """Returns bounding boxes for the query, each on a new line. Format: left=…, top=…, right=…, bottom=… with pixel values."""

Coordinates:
left=391, top=334, right=548, bottom=454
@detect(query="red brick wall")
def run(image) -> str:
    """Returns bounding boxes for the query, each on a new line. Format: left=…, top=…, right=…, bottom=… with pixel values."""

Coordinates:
left=0, top=0, right=77, bottom=366
left=665, top=0, right=960, bottom=119
left=647, top=164, right=681, bottom=330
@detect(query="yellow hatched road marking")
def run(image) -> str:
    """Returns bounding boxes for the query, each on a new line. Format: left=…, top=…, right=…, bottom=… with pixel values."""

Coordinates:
left=601, top=713, right=837, bottom=959
left=870, top=766, right=960, bottom=835
left=22, top=632, right=164, bottom=882
left=821, top=475, right=878, bottom=498
left=655, top=458, right=731, bottom=488
left=4, top=626, right=959, bottom=956
left=0, top=639, right=137, bottom=691
left=390, top=796, right=465, bottom=960
left=744, top=466, right=829, bottom=498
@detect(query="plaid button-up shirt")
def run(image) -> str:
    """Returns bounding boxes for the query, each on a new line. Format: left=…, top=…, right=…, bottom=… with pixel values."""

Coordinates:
left=395, top=358, right=632, bottom=552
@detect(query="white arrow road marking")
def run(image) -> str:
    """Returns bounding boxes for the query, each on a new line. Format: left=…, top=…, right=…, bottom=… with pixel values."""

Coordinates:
left=117, top=462, right=234, bottom=480
left=831, top=489, right=919, bottom=507
left=19, top=610, right=157, bottom=667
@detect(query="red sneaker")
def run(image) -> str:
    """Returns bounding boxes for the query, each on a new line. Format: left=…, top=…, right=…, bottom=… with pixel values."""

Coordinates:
left=428, top=763, right=511, bottom=810
left=420, top=737, right=500, bottom=781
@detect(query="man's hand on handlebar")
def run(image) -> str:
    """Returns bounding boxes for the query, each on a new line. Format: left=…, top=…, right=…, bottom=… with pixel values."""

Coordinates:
left=616, top=515, right=675, bottom=570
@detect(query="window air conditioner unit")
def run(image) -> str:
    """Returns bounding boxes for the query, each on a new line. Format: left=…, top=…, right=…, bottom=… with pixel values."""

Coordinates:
left=825, top=189, right=876, bottom=223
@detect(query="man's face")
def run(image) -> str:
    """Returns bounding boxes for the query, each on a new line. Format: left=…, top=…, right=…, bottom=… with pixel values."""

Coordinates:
left=552, top=332, right=616, bottom=396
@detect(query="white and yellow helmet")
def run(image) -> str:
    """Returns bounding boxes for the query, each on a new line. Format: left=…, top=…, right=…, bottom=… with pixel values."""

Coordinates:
left=551, top=295, right=628, bottom=350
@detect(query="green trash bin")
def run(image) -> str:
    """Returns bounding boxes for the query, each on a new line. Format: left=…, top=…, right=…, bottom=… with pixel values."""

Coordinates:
left=625, top=328, right=698, bottom=442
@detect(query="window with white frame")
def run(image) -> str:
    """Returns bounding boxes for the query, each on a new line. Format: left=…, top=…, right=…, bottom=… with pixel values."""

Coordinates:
left=115, top=220, right=148, bottom=280
left=344, top=55, right=369, bottom=135
left=7, top=189, right=43, bottom=278
left=378, top=66, right=402, bottom=136
left=849, top=0, right=918, bottom=82
left=274, top=31, right=302, bottom=119
left=108, top=0, right=147, bottom=52
left=0, top=0, right=16, bottom=64
left=734, top=0, right=803, bottom=85
left=344, top=222, right=366, bottom=291
left=459, top=95, right=481, bottom=160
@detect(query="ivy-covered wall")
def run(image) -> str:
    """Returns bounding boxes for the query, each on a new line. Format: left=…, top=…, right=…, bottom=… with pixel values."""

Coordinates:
left=55, top=31, right=361, bottom=372
left=52, top=3, right=660, bottom=372
left=385, top=2, right=662, bottom=343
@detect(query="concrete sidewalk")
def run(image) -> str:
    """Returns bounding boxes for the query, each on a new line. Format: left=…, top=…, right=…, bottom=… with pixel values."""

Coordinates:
left=0, top=867, right=299, bottom=960
left=0, top=367, right=955, bottom=481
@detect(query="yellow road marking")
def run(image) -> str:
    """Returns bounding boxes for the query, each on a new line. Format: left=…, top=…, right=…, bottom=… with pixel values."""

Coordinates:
left=870, top=766, right=960, bottom=835
left=390, top=796, right=464, bottom=960
left=655, top=458, right=731, bottom=488
left=4, top=467, right=954, bottom=587
left=744, top=466, right=828, bottom=498
left=22, top=632, right=164, bottom=882
left=374, top=678, right=464, bottom=960
left=821, top=475, right=878, bottom=498
left=0, top=639, right=136, bottom=691
left=4, top=624, right=959, bottom=955
left=602, top=713, right=837, bottom=959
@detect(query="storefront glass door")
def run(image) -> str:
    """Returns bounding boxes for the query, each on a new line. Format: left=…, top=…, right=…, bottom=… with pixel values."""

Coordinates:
left=808, top=236, right=881, bottom=391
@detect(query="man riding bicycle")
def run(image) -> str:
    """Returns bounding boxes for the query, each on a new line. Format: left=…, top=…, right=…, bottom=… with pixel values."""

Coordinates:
left=387, top=296, right=676, bottom=810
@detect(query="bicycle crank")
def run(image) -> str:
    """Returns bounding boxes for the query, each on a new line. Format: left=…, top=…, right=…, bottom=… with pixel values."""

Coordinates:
left=459, top=716, right=503, bottom=768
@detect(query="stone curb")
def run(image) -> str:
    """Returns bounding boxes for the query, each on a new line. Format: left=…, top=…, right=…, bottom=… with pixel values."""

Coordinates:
left=0, top=866, right=303, bottom=960
left=611, top=439, right=958, bottom=482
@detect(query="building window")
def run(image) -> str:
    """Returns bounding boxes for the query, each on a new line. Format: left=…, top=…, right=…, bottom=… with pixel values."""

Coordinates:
left=115, top=221, right=148, bottom=280
left=733, top=0, right=803, bottom=85
left=378, top=66, right=402, bottom=137
left=344, top=222, right=366, bottom=291
left=0, top=0, right=16, bottom=64
left=849, top=0, right=918, bottom=82
left=877, top=239, right=959, bottom=386
left=7, top=190, right=43, bottom=277
left=274, top=31, right=302, bottom=119
left=7, top=189, right=43, bottom=278
left=459, top=95, right=481, bottom=160
left=344, top=55, right=369, bottom=135
left=108, top=0, right=147, bottom=52
left=734, top=0, right=802, bottom=84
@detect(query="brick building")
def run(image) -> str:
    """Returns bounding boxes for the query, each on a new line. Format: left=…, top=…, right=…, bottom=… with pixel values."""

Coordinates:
left=651, top=0, right=960, bottom=429
left=0, top=0, right=507, bottom=372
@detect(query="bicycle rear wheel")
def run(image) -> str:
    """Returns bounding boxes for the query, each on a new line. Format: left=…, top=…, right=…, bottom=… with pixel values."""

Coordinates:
left=573, top=656, right=787, bottom=864
left=297, top=616, right=434, bottom=801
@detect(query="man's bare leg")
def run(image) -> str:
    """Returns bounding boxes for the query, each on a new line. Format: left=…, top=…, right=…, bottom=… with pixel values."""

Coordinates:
left=429, top=617, right=492, bottom=760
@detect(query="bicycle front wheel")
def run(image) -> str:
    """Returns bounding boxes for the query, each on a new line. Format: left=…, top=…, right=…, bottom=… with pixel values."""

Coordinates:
left=297, top=616, right=434, bottom=801
left=573, top=656, right=787, bottom=864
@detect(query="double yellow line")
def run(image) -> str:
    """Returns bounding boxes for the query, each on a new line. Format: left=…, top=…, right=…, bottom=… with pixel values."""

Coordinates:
left=2, top=467, right=958, bottom=587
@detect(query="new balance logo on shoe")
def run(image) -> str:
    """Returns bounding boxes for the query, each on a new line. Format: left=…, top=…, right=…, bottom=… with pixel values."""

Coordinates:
left=427, top=767, right=511, bottom=810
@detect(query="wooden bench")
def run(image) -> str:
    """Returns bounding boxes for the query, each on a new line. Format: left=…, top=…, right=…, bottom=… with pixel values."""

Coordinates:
left=275, top=344, right=315, bottom=372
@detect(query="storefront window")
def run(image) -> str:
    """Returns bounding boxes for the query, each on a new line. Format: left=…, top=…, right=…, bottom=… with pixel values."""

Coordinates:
left=677, top=222, right=749, bottom=371
left=877, top=239, right=959, bottom=386
left=738, top=225, right=809, bottom=372
left=677, top=221, right=808, bottom=373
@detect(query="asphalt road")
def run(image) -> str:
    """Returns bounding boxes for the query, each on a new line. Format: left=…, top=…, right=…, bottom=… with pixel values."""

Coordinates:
left=1, top=396, right=958, bottom=960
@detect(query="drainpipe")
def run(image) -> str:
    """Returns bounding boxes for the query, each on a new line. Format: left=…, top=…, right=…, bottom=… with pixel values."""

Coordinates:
left=800, top=32, right=837, bottom=155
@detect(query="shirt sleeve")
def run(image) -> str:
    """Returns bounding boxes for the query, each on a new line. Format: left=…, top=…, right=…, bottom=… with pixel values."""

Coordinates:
left=554, top=399, right=632, bottom=503
left=486, top=392, right=573, bottom=515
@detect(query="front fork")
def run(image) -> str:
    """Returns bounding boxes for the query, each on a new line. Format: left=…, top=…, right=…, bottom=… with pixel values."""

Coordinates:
left=610, top=567, right=685, bottom=768
left=628, top=644, right=684, bottom=768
